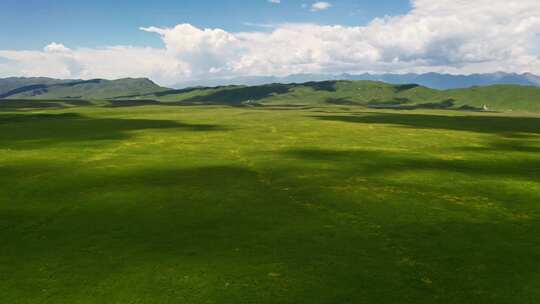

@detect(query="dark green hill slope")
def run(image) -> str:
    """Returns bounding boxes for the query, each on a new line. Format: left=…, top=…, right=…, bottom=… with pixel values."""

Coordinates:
left=137, top=81, right=439, bottom=105
left=133, top=80, right=540, bottom=112
left=0, top=77, right=74, bottom=96
left=0, top=78, right=167, bottom=99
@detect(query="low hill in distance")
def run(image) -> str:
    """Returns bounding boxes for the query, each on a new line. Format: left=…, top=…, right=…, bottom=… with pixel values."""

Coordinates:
left=0, top=77, right=167, bottom=100
left=0, top=77, right=75, bottom=96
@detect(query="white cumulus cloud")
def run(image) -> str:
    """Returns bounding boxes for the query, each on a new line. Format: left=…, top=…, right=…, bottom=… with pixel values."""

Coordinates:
left=1, top=0, right=540, bottom=85
left=44, top=42, right=71, bottom=53
left=311, top=2, right=332, bottom=12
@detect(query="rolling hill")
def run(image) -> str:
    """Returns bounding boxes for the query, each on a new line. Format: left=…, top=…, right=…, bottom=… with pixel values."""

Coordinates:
left=0, top=77, right=167, bottom=99
left=132, top=80, right=540, bottom=112
left=2, top=77, right=540, bottom=112
left=173, top=72, right=540, bottom=90
left=0, top=77, right=74, bottom=96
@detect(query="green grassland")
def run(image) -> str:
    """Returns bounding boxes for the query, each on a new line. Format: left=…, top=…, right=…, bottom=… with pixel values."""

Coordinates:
left=1, top=101, right=539, bottom=303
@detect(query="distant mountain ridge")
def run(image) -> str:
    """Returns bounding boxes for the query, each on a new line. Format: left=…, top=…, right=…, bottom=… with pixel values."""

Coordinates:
left=0, top=77, right=167, bottom=99
left=173, top=72, right=540, bottom=90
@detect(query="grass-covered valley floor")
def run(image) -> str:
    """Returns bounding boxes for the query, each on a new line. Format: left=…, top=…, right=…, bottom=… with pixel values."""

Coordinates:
left=1, top=103, right=539, bottom=303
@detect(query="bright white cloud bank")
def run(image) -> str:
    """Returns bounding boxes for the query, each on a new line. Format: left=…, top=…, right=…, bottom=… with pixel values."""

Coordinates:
left=1, top=0, right=540, bottom=85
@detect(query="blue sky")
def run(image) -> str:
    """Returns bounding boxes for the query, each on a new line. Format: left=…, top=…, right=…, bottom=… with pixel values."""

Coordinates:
left=0, top=0, right=410, bottom=50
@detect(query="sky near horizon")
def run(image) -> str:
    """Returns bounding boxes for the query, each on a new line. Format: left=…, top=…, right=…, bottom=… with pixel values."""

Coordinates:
left=1, top=0, right=540, bottom=85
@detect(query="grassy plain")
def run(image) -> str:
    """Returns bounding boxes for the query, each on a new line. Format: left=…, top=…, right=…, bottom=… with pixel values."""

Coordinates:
left=1, top=103, right=539, bottom=303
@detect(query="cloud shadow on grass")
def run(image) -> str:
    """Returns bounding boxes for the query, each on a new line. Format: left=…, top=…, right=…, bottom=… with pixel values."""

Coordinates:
left=456, top=138, right=540, bottom=153
left=0, top=112, right=226, bottom=149
left=1, top=154, right=539, bottom=302
left=312, top=112, right=540, bottom=136
left=282, top=148, right=540, bottom=185
left=0, top=99, right=93, bottom=111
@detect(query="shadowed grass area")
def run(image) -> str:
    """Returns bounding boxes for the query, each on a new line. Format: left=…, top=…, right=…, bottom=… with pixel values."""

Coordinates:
left=0, top=112, right=226, bottom=149
left=313, top=112, right=540, bottom=135
left=283, top=147, right=540, bottom=180
left=0, top=99, right=93, bottom=111
left=1, top=105, right=539, bottom=303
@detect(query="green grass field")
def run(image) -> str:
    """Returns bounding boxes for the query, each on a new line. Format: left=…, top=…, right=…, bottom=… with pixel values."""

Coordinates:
left=1, top=103, right=540, bottom=303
